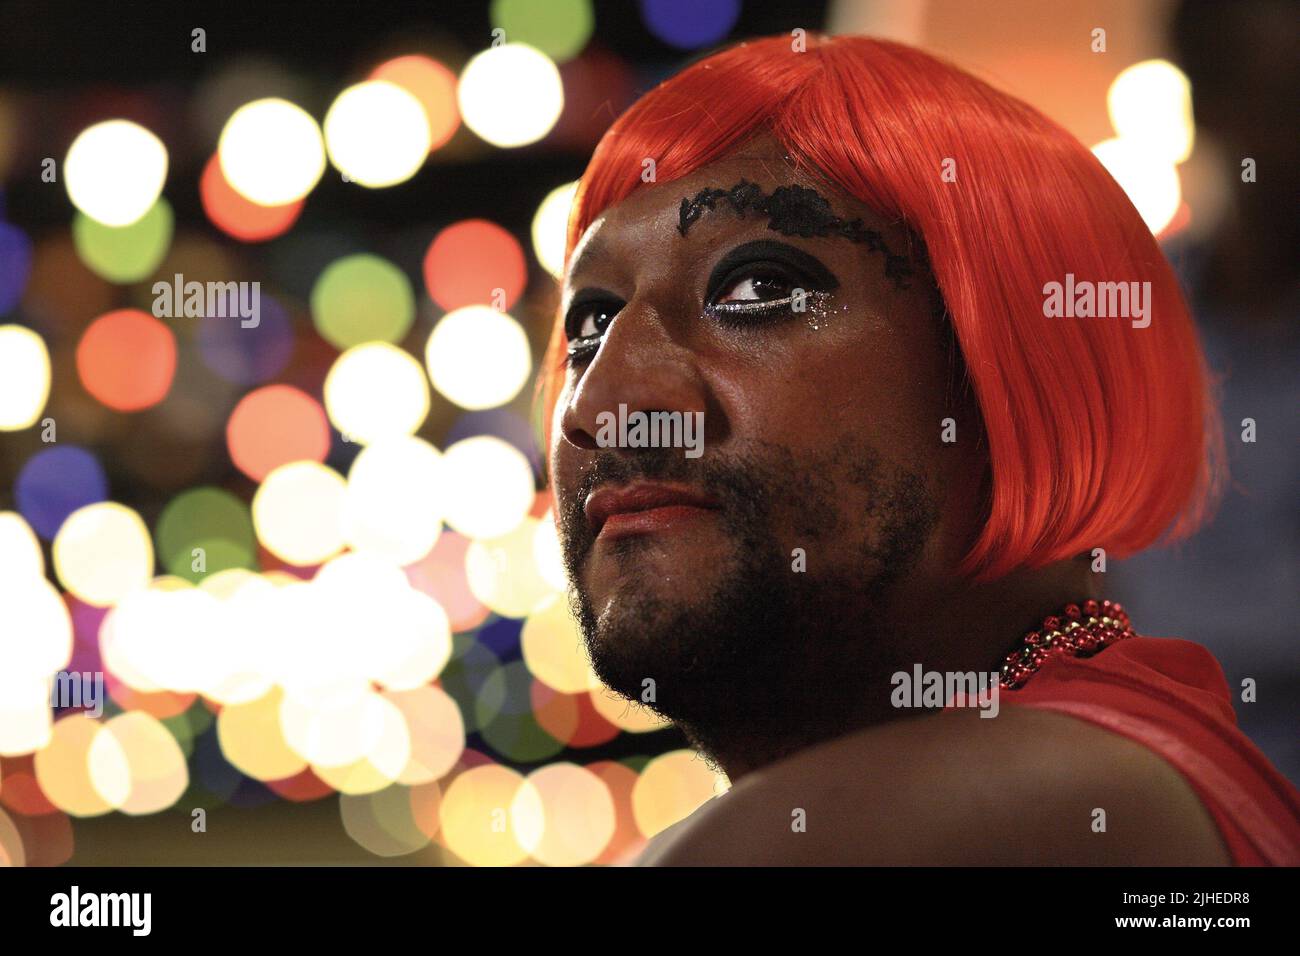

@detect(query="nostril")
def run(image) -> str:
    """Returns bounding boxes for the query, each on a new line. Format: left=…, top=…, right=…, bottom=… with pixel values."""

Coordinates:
left=563, top=424, right=601, bottom=451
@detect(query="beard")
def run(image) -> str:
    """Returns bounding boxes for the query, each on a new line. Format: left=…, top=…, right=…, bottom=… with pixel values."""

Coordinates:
left=556, top=438, right=938, bottom=771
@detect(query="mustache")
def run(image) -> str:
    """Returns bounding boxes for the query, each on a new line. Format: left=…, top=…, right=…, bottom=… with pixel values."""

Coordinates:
left=556, top=447, right=766, bottom=560
left=574, top=447, right=702, bottom=504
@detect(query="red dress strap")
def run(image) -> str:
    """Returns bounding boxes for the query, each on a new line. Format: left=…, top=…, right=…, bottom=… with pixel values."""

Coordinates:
left=1002, top=636, right=1300, bottom=866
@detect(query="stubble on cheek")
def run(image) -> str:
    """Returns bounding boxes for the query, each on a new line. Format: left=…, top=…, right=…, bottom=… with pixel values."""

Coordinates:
left=553, top=445, right=766, bottom=635
left=552, top=439, right=938, bottom=725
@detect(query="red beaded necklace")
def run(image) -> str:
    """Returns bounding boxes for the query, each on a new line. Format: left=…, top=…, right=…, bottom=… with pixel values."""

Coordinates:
left=999, top=599, right=1135, bottom=689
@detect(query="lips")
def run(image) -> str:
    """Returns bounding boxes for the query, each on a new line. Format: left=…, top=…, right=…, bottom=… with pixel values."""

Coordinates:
left=584, top=481, right=720, bottom=538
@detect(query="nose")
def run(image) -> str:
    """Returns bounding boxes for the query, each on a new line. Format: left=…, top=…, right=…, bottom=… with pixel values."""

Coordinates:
left=558, top=299, right=709, bottom=453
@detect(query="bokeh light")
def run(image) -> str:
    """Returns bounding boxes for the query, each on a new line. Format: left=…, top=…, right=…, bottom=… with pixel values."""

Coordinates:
left=589, top=685, right=671, bottom=734
left=639, top=0, right=741, bottom=50
left=200, top=153, right=303, bottom=241
left=52, top=502, right=154, bottom=607
left=96, top=711, right=189, bottom=815
left=217, top=687, right=307, bottom=782
left=523, top=593, right=597, bottom=694
left=0, top=510, right=44, bottom=578
left=310, top=253, right=415, bottom=350
left=0, top=220, right=34, bottom=314
left=0, top=675, right=55, bottom=756
left=72, top=198, right=173, bottom=283
left=226, top=384, right=330, bottom=482
left=386, top=685, right=465, bottom=786
left=466, top=517, right=555, bottom=618
left=0, top=324, right=51, bottom=430
left=324, top=80, right=431, bottom=187
left=446, top=408, right=542, bottom=475
left=531, top=180, right=578, bottom=279
left=402, top=530, right=491, bottom=633
left=440, top=436, right=536, bottom=540
left=631, top=748, right=724, bottom=838
left=34, top=714, right=118, bottom=816
left=343, top=436, right=445, bottom=565
left=340, top=785, right=431, bottom=856
left=369, top=55, right=460, bottom=152
left=423, top=218, right=526, bottom=311
left=308, top=692, right=412, bottom=795
left=252, top=460, right=347, bottom=566
left=100, top=580, right=220, bottom=694
left=0, top=807, right=26, bottom=866
left=457, top=44, right=564, bottom=148
left=532, top=510, right=567, bottom=591
left=0, top=571, right=71, bottom=679
left=474, top=661, right=567, bottom=764
left=323, top=342, right=430, bottom=446
left=325, top=553, right=452, bottom=692
left=1107, top=59, right=1195, bottom=165
left=64, top=119, right=168, bottom=227
left=425, top=305, right=531, bottom=411
left=514, top=762, right=615, bottom=865
left=217, top=98, right=326, bottom=206
left=1092, top=137, right=1182, bottom=235
left=197, top=293, right=295, bottom=386
left=589, top=760, right=648, bottom=864
left=155, top=487, right=256, bottom=582
left=76, top=309, right=177, bottom=411
left=279, top=688, right=391, bottom=768
left=438, top=763, right=532, bottom=866
left=490, top=0, right=594, bottom=63
left=14, top=445, right=109, bottom=540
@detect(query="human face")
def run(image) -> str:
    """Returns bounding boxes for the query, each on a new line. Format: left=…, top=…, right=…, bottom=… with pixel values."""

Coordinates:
left=549, top=135, right=979, bottom=743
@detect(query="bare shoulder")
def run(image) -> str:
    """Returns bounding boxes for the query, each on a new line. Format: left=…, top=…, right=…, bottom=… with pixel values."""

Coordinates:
left=643, top=706, right=1232, bottom=865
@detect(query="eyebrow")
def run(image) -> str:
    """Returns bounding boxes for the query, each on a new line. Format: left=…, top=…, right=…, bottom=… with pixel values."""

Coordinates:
left=565, top=230, right=608, bottom=284
left=678, top=178, right=916, bottom=289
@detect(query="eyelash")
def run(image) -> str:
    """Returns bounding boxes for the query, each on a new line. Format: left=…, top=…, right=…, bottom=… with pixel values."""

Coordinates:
left=564, top=263, right=816, bottom=366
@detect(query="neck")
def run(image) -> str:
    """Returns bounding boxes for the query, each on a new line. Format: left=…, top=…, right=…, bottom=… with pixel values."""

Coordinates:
left=691, top=557, right=1098, bottom=783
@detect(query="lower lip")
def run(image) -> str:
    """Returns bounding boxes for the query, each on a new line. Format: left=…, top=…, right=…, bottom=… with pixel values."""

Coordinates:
left=597, top=505, right=716, bottom=540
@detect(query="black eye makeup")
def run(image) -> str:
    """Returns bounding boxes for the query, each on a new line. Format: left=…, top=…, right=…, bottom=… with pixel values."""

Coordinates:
left=564, top=288, right=624, bottom=364
left=562, top=240, right=841, bottom=367
left=704, top=240, right=840, bottom=325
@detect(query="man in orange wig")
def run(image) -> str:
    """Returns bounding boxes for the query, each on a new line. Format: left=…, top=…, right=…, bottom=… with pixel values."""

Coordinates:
left=541, top=34, right=1299, bottom=865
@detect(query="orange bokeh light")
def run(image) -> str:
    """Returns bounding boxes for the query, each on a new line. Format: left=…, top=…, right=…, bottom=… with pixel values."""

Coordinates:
left=589, top=760, right=647, bottom=866
left=105, top=678, right=196, bottom=720
left=200, top=154, right=303, bottom=242
left=265, top=767, right=337, bottom=803
left=370, top=55, right=460, bottom=152
left=404, top=530, right=490, bottom=633
left=226, top=384, right=331, bottom=482
left=422, top=219, right=527, bottom=312
left=530, top=680, right=584, bottom=746
left=76, top=309, right=177, bottom=411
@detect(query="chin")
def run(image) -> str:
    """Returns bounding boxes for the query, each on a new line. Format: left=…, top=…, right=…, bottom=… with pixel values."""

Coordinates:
left=585, top=533, right=731, bottom=603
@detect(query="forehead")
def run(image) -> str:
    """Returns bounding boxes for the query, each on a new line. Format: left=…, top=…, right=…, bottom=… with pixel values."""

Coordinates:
left=565, top=134, right=887, bottom=284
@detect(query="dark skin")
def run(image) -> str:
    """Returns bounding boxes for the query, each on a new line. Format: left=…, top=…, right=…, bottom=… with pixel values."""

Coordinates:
left=550, top=134, right=1230, bottom=865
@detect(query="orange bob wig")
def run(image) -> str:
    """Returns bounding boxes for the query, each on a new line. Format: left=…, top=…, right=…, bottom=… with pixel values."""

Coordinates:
left=539, top=34, right=1223, bottom=581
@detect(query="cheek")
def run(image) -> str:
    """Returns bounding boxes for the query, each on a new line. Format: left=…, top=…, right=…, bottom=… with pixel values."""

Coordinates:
left=720, top=312, right=950, bottom=464
left=547, top=379, right=581, bottom=496
left=828, top=307, right=951, bottom=452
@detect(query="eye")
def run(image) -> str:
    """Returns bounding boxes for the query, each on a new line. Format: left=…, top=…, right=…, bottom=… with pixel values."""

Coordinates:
left=715, top=269, right=797, bottom=306
left=573, top=302, right=619, bottom=340
left=563, top=291, right=624, bottom=365
left=704, top=241, right=839, bottom=323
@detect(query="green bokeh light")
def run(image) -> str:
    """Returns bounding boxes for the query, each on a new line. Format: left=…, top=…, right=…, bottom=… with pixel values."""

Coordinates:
left=438, top=633, right=500, bottom=734
left=156, top=486, right=256, bottom=583
left=475, top=659, right=565, bottom=763
left=72, top=198, right=173, bottom=283
left=310, top=253, right=415, bottom=350
left=491, top=0, right=594, bottom=63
